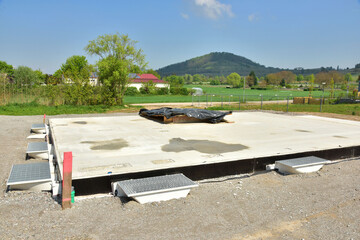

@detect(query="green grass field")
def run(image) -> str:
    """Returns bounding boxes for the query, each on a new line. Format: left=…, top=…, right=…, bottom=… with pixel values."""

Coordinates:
left=0, top=102, right=136, bottom=116
left=123, top=85, right=348, bottom=104
left=208, top=103, right=360, bottom=116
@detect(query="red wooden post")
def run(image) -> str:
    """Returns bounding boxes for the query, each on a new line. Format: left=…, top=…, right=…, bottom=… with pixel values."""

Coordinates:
left=62, top=152, right=73, bottom=209
left=43, top=114, right=46, bottom=124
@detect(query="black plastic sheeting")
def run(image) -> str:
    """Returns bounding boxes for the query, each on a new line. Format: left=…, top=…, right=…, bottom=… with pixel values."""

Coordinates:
left=139, top=108, right=232, bottom=123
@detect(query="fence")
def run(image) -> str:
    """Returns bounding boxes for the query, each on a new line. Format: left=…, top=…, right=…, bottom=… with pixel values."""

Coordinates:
left=190, top=93, right=339, bottom=113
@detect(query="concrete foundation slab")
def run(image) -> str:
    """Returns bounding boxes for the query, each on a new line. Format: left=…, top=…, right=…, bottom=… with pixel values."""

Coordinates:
left=49, top=112, right=360, bottom=183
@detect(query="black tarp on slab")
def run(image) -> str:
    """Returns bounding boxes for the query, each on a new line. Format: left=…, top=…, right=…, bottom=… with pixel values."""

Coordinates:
left=139, top=108, right=232, bottom=123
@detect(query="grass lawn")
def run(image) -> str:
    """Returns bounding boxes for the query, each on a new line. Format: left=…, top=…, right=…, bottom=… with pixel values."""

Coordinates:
left=0, top=102, right=140, bottom=116
left=208, top=103, right=360, bottom=116
left=123, top=85, right=347, bottom=104
left=185, top=84, right=346, bottom=98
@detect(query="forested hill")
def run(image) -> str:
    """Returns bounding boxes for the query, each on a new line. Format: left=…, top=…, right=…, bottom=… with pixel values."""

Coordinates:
left=157, top=52, right=284, bottom=77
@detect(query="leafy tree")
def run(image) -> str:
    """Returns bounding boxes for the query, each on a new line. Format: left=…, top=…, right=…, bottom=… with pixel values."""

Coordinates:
left=345, top=73, right=352, bottom=83
left=227, top=72, right=241, bottom=88
left=165, top=75, right=184, bottom=87
left=192, top=74, right=202, bottom=83
left=355, top=63, right=360, bottom=69
left=13, top=66, right=40, bottom=87
left=59, top=55, right=93, bottom=85
left=0, top=60, right=14, bottom=76
left=85, top=33, right=147, bottom=105
left=34, top=69, right=46, bottom=84
left=247, top=71, right=258, bottom=87
left=280, top=79, right=286, bottom=87
left=315, top=71, right=343, bottom=85
left=297, top=74, right=304, bottom=82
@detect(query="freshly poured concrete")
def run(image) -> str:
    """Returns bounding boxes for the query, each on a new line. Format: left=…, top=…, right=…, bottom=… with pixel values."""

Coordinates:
left=49, top=112, right=360, bottom=180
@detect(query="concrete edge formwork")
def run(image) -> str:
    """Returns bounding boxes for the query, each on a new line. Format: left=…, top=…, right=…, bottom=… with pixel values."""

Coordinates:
left=71, top=145, right=360, bottom=195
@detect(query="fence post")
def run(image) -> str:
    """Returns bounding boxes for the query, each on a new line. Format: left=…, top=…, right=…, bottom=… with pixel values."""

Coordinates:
left=239, top=96, right=241, bottom=110
left=192, top=95, right=194, bottom=106
left=261, top=95, right=263, bottom=110
left=320, top=96, right=323, bottom=112
left=221, top=95, right=223, bottom=108
left=287, top=96, right=289, bottom=112
left=198, top=95, right=200, bottom=107
left=206, top=94, right=208, bottom=107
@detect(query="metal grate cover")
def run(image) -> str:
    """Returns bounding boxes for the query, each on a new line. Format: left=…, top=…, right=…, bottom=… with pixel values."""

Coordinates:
left=7, top=162, right=51, bottom=185
left=31, top=124, right=46, bottom=130
left=276, top=156, right=328, bottom=167
left=26, top=142, right=48, bottom=153
left=116, top=174, right=198, bottom=197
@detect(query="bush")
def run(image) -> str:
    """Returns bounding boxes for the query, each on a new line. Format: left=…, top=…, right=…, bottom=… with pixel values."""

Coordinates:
left=170, top=87, right=190, bottom=95
left=125, top=87, right=139, bottom=96
left=156, top=87, right=169, bottom=95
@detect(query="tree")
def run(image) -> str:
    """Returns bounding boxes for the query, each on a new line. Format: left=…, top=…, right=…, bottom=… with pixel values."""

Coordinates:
left=165, top=75, right=184, bottom=87
left=227, top=72, right=241, bottom=88
left=59, top=55, right=92, bottom=85
left=355, top=63, right=360, bottom=69
left=344, top=73, right=352, bottom=83
left=0, top=60, right=14, bottom=76
left=34, top=69, right=45, bottom=84
left=13, top=66, right=40, bottom=87
left=297, top=74, right=304, bottom=82
left=85, top=33, right=147, bottom=105
left=247, top=71, right=258, bottom=87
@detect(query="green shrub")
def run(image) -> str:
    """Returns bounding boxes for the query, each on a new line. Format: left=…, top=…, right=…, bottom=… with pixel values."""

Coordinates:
left=125, top=87, right=139, bottom=96
left=156, top=87, right=169, bottom=95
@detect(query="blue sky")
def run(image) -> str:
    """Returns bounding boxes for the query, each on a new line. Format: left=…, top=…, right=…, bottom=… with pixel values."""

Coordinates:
left=0, top=0, right=359, bottom=74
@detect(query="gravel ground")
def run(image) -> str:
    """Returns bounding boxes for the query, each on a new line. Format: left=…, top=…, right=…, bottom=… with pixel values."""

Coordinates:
left=0, top=113, right=359, bottom=240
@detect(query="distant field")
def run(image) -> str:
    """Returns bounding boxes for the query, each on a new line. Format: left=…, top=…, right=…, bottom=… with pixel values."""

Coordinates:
left=123, top=85, right=348, bottom=104
left=208, top=103, right=360, bottom=116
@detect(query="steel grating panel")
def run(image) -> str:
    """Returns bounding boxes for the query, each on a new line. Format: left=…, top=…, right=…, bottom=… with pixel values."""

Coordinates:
left=31, top=124, right=46, bottom=130
left=7, top=162, right=51, bottom=185
left=26, top=142, right=48, bottom=153
left=276, top=156, right=328, bottom=167
left=116, top=174, right=198, bottom=197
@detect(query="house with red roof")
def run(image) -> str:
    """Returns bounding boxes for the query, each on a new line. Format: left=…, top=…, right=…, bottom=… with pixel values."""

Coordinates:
left=129, top=73, right=168, bottom=90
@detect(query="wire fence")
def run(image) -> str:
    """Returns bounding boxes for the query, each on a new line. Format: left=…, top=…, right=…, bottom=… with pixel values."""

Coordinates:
left=190, top=93, right=340, bottom=113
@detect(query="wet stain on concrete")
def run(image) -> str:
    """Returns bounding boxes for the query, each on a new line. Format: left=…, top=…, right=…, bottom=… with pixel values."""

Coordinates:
left=73, top=121, right=87, bottom=125
left=333, top=135, right=347, bottom=139
left=295, top=129, right=312, bottom=133
left=162, top=138, right=248, bottom=154
left=81, top=138, right=129, bottom=150
left=152, top=159, right=175, bottom=164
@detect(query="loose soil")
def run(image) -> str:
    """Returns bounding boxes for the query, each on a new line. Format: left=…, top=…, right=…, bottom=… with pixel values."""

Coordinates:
left=0, top=112, right=359, bottom=240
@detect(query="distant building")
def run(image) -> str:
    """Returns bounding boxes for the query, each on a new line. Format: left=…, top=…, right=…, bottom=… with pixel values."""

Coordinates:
left=89, top=72, right=99, bottom=86
left=129, top=73, right=168, bottom=90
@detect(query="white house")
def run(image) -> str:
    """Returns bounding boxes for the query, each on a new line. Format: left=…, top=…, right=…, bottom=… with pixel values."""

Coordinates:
left=128, top=73, right=168, bottom=90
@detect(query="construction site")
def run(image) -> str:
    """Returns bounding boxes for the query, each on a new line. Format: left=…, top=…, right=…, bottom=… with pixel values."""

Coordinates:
left=1, top=110, right=360, bottom=239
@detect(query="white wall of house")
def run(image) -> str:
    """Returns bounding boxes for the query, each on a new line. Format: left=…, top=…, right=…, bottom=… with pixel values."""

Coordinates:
left=129, top=83, right=169, bottom=90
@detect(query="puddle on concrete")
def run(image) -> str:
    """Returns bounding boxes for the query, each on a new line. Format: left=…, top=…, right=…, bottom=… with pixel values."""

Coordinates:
left=162, top=138, right=248, bottom=154
left=333, top=135, right=347, bottom=139
left=295, top=129, right=312, bottom=133
left=81, top=163, right=132, bottom=172
left=81, top=138, right=129, bottom=150
left=152, top=159, right=175, bottom=164
left=73, top=121, right=87, bottom=125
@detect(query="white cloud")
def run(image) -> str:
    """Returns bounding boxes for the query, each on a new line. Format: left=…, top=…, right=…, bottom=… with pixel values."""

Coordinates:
left=193, top=0, right=234, bottom=20
left=248, top=13, right=258, bottom=22
left=181, top=12, right=190, bottom=19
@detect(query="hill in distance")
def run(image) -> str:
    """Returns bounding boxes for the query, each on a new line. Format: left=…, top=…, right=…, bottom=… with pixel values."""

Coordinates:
left=157, top=52, right=284, bottom=77
left=156, top=52, right=339, bottom=77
